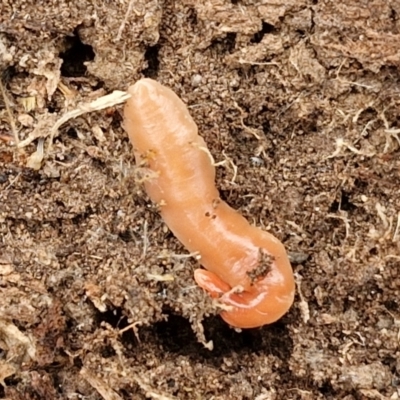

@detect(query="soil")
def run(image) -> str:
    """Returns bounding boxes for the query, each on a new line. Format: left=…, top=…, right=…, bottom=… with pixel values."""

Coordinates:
left=0, top=1, right=399, bottom=399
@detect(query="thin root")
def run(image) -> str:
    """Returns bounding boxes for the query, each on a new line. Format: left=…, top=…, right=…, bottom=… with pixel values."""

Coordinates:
left=0, top=79, right=19, bottom=145
left=326, top=137, right=375, bottom=159
left=233, top=101, right=261, bottom=140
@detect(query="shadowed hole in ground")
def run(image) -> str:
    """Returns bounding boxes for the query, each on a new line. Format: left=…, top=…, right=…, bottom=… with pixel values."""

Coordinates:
left=251, top=21, right=275, bottom=43
left=60, top=28, right=95, bottom=77
left=209, top=32, right=237, bottom=53
left=135, top=310, right=293, bottom=363
left=142, top=44, right=161, bottom=78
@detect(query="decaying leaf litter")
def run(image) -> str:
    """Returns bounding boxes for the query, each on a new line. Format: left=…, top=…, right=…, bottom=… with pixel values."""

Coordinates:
left=0, top=0, right=399, bottom=399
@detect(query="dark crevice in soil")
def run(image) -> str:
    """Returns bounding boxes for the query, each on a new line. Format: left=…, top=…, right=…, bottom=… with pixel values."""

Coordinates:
left=389, top=7, right=398, bottom=23
left=101, top=344, right=117, bottom=359
left=354, top=178, right=368, bottom=190
left=210, top=32, right=237, bottom=53
left=0, top=173, right=8, bottom=184
left=141, top=311, right=293, bottom=363
left=72, top=356, right=83, bottom=369
left=17, top=168, right=42, bottom=182
left=262, top=119, right=271, bottom=135
left=60, top=27, right=95, bottom=77
left=1, top=65, right=17, bottom=85
left=296, top=29, right=307, bottom=37
left=94, top=307, right=140, bottom=347
left=118, top=229, right=134, bottom=243
left=251, top=21, right=275, bottom=43
left=384, top=299, right=399, bottom=311
left=2, top=375, right=22, bottom=391
left=47, top=101, right=59, bottom=114
left=329, top=191, right=357, bottom=212
left=91, top=158, right=107, bottom=172
left=142, top=44, right=161, bottom=78
left=70, top=207, right=96, bottom=226
left=95, top=307, right=125, bottom=327
left=187, top=7, right=198, bottom=26
left=317, top=380, right=337, bottom=397
left=62, top=127, right=80, bottom=141
left=151, top=313, right=203, bottom=354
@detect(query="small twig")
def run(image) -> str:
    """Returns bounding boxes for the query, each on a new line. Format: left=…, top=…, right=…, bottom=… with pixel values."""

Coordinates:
left=221, top=150, right=237, bottom=184
left=333, top=58, right=377, bottom=89
left=392, top=212, right=400, bottom=243
left=157, top=251, right=201, bottom=260
left=294, top=273, right=309, bottom=324
left=233, top=101, right=261, bottom=140
left=133, top=376, right=178, bottom=400
left=80, top=368, right=123, bottom=400
left=198, top=145, right=226, bottom=167
left=326, top=137, right=375, bottom=159
left=17, top=90, right=131, bottom=150
left=115, top=0, right=136, bottom=41
left=4, top=172, right=21, bottom=191
left=0, top=78, right=19, bottom=145
left=326, top=212, right=351, bottom=240
left=142, top=220, right=148, bottom=257
left=238, top=59, right=279, bottom=67
left=119, top=321, right=142, bottom=343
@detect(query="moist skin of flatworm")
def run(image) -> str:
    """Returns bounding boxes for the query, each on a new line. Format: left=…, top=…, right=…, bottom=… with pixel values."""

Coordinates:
left=124, top=78, right=295, bottom=329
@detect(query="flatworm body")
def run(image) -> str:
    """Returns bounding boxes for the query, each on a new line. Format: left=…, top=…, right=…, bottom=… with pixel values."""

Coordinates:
left=124, top=78, right=295, bottom=329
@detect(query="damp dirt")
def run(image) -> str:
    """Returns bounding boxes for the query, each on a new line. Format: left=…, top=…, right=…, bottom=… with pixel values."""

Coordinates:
left=0, top=1, right=399, bottom=399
